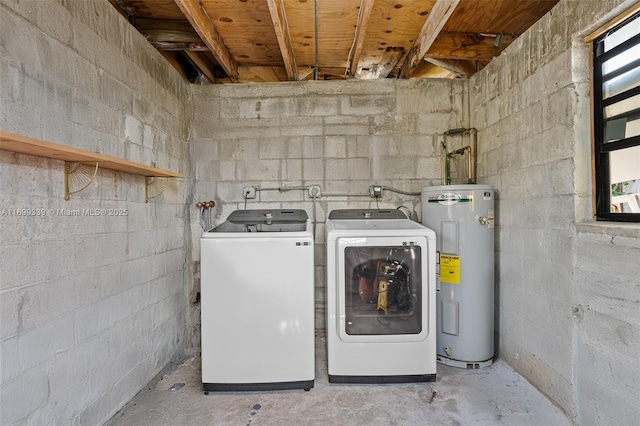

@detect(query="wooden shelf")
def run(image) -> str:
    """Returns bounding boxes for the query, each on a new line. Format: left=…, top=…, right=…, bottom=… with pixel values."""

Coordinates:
left=0, top=130, right=183, bottom=177
left=0, top=130, right=183, bottom=201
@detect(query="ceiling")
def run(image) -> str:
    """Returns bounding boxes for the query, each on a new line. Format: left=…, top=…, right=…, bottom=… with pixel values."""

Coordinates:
left=108, top=0, right=560, bottom=84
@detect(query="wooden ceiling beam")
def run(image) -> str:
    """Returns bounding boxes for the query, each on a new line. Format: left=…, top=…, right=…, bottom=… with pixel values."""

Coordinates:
left=135, top=19, right=209, bottom=51
left=184, top=51, right=215, bottom=83
left=424, top=58, right=476, bottom=78
left=135, top=18, right=201, bottom=43
left=266, top=0, right=298, bottom=81
left=347, top=0, right=375, bottom=78
left=150, top=41, right=209, bottom=51
left=359, top=46, right=404, bottom=80
left=427, top=32, right=517, bottom=61
left=173, top=0, right=239, bottom=82
left=410, top=60, right=458, bottom=79
left=400, top=0, right=461, bottom=79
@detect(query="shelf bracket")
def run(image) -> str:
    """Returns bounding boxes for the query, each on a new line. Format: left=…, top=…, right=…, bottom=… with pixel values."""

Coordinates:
left=145, top=176, right=168, bottom=203
left=65, top=161, right=99, bottom=200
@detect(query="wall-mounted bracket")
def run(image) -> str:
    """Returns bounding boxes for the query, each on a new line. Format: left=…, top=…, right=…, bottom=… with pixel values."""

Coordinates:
left=145, top=176, right=168, bottom=203
left=65, top=161, right=99, bottom=200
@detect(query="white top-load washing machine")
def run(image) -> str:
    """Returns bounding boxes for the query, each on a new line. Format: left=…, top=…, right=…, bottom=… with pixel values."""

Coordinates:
left=200, top=209, right=315, bottom=392
left=325, top=209, right=437, bottom=383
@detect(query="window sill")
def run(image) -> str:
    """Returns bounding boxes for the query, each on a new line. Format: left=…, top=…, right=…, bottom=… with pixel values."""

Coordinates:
left=576, top=221, right=640, bottom=238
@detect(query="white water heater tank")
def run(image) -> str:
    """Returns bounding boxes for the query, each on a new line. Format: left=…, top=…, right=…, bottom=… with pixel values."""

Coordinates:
left=421, top=185, right=495, bottom=368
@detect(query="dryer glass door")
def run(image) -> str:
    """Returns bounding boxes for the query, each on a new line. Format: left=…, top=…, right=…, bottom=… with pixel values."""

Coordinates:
left=343, top=245, right=422, bottom=335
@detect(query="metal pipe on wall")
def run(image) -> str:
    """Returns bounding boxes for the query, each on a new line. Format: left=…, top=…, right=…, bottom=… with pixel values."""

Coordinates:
left=441, top=128, right=477, bottom=184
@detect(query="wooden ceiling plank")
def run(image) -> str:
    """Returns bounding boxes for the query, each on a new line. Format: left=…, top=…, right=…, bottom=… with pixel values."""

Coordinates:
left=184, top=51, right=215, bottom=83
left=173, top=0, right=239, bottom=82
left=347, top=0, right=375, bottom=78
left=400, top=0, right=461, bottom=79
left=266, top=0, right=298, bottom=81
left=239, top=66, right=289, bottom=83
left=424, top=57, right=475, bottom=78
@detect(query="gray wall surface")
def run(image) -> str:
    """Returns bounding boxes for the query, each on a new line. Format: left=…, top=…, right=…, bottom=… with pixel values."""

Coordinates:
left=469, top=0, right=640, bottom=422
left=0, top=0, right=191, bottom=424
left=189, top=79, right=470, bottom=334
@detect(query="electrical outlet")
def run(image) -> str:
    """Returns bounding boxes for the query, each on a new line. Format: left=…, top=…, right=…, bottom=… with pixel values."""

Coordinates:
left=243, top=186, right=256, bottom=199
left=369, top=186, right=383, bottom=198
left=308, top=185, right=321, bottom=198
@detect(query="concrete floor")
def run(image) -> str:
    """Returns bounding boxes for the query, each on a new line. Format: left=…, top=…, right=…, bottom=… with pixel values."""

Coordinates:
left=107, top=335, right=570, bottom=426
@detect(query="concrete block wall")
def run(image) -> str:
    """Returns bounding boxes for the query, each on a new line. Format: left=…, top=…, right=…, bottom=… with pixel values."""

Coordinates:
left=574, top=224, right=640, bottom=424
left=190, top=79, right=468, bottom=333
left=0, top=1, right=190, bottom=424
left=470, top=0, right=640, bottom=422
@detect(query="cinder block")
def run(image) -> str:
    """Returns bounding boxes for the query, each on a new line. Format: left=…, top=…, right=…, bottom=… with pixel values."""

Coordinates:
left=302, top=159, right=324, bottom=180
left=373, top=155, right=416, bottom=180
left=142, top=124, right=154, bottom=149
left=298, top=96, right=339, bottom=117
left=415, top=157, right=440, bottom=179
left=340, top=95, right=392, bottom=116
left=284, top=159, right=303, bottom=181
left=46, top=348, right=96, bottom=423
left=347, top=158, right=370, bottom=180
left=237, top=159, right=280, bottom=181
left=195, top=160, right=218, bottom=182
left=0, top=289, right=19, bottom=340
left=324, top=136, right=347, bottom=158
left=0, top=363, right=50, bottom=425
left=124, top=115, right=142, bottom=145
left=2, top=313, right=74, bottom=384
left=259, top=137, right=287, bottom=159
left=302, top=136, right=324, bottom=158
left=0, top=8, right=41, bottom=68
left=235, top=140, right=261, bottom=160
left=577, top=372, right=639, bottom=426
left=396, top=80, right=462, bottom=114
left=280, top=120, right=324, bottom=137
left=16, top=278, right=75, bottom=331
left=325, top=159, right=349, bottom=181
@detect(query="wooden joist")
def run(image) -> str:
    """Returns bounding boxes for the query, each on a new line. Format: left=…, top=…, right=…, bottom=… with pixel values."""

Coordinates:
left=359, top=47, right=404, bottom=80
left=424, top=57, right=477, bottom=78
left=347, top=0, right=375, bottom=78
left=266, top=0, right=299, bottom=81
left=173, top=0, right=239, bottom=82
left=400, top=0, right=461, bottom=79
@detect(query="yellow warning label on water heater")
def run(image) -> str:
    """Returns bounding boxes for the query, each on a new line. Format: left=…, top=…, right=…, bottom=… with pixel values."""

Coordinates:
left=440, top=255, right=460, bottom=284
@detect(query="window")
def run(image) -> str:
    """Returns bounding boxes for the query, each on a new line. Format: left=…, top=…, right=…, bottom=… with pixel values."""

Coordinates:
left=593, top=11, right=640, bottom=222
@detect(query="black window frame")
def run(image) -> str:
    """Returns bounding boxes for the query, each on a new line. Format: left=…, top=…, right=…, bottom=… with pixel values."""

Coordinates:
left=592, top=11, right=640, bottom=222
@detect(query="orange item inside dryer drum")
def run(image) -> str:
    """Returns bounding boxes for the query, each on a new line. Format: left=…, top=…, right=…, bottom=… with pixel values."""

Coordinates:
left=358, top=277, right=374, bottom=302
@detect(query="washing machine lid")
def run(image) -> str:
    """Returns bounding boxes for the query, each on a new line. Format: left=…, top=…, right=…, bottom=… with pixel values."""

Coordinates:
left=328, top=209, right=407, bottom=220
left=210, top=209, right=309, bottom=233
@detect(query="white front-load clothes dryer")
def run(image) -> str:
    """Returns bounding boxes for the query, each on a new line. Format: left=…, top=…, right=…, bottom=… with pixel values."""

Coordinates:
left=200, top=209, right=315, bottom=392
left=325, top=209, right=437, bottom=383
